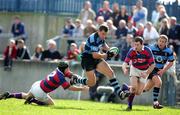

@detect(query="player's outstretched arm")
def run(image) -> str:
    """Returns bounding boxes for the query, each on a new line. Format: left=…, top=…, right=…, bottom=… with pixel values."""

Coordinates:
left=146, top=63, right=155, bottom=75
left=158, top=61, right=173, bottom=76
left=68, top=85, right=89, bottom=92
left=122, top=62, right=129, bottom=76
left=141, top=63, right=155, bottom=79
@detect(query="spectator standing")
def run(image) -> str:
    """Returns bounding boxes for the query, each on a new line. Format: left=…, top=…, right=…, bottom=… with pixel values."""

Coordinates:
left=143, top=22, right=159, bottom=45
left=62, top=17, right=76, bottom=50
left=110, top=3, right=121, bottom=28
left=159, top=18, right=169, bottom=36
left=133, top=0, right=148, bottom=27
left=3, top=39, right=17, bottom=71
left=95, top=16, right=105, bottom=29
left=118, top=5, right=129, bottom=24
left=151, top=1, right=161, bottom=26
left=106, top=19, right=117, bottom=39
left=127, top=21, right=137, bottom=37
left=11, top=16, right=26, bottom=41
left=73, top=19, right=84, bottom=38
left=158, top=8, right=169, bottom=24
left=78, top=1, right=96, bottom=26
left=120, top=34, right=134, bottom=62
left=168, top=17, right=180, bottom=63
left=62, top=17, right=75, bottom=37
left=115, top=20, right=128, bottom=39
left=83, top=19, right=97, bottom=38
left=96, top=1, right=112, bottom=21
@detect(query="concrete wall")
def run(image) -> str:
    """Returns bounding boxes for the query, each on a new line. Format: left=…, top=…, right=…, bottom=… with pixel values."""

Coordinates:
left=0, top=59, right=155, bottom=105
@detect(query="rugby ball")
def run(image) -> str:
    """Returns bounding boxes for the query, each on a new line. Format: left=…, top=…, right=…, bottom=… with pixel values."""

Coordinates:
left=109, top=47, right=119, bottom=55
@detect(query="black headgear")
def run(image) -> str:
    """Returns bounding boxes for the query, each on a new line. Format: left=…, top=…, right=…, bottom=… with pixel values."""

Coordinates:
left=57, top=61, right=69, bottom=73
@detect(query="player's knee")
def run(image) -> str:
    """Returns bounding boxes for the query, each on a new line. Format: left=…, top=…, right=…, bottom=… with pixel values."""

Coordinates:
left=47, top=100, right=55, bottom=105
left=49, top=102, right=55, bottom=105
left=155, top=81, right=162, bottom=87
left=143, top=89, right=149, bottom=92
left=88, top=81, right=96, bottom=87
left=135, top=91, right=141, bottom=95
left=131, top=87, right=136, bottom=93
left=107, top=69, right=114, bottom=78
left=89, top=83, right=96, bottom=87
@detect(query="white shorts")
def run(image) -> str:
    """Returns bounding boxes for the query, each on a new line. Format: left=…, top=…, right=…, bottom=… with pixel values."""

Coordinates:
left=29, top=81, right=49, bottom=102
left=130, top=65, right=148, bottom=84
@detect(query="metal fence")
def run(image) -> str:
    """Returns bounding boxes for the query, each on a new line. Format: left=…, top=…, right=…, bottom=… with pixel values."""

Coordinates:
left=0, top=0, right=179, bottom=20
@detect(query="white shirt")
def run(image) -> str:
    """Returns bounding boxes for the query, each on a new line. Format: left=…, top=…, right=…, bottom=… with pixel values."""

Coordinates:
left=143, top=27, right=159, bottom=44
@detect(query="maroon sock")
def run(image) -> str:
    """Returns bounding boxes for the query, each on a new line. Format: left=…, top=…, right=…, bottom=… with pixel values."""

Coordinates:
left=9, top=93, right=22, bottom=99
left=30, top=98, right=47, bottom=105
left=128, top=93, right=135, bottom=107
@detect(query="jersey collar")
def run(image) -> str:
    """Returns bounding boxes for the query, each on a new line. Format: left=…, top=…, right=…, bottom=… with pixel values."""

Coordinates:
left=132, top=45, right=145, bottom=51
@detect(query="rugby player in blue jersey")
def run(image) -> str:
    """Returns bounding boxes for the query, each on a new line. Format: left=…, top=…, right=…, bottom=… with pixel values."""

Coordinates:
left=0, top=62, right=89, bottom=105
left=70, top=24, right=130, bottom=100
left=143, top=35, right=174, bottom=109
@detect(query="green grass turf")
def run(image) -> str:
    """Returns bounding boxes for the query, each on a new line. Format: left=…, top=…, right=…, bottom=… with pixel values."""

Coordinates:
left=0, top=99, right=179, bottom=115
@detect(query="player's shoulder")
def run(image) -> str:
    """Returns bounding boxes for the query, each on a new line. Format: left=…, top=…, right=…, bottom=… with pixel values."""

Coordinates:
left=147, top=44, right=157, bottom=50
left=129, top=47, right=135, bottom=52
left=144, top=46, right=154, bottom=55
left=88, top=32, right=98, bottom=42
left=144, top=45, right=152, bottom=51
left=164, top=47, right=173, bottom=54
left=127, top=47, right=135, bottom=54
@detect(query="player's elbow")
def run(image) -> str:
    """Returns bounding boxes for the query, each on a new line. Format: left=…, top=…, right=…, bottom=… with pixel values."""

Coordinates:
left=92, top=53, right=98, bottom=59
left=122, top=62, right=128, bottom=69
left=150, top=63, right=155, bottom=68
left=92, top=52, right=105, bottom=59
left=88, top=82, right=96, bottom=87
left=168, top=61, right=174, bottom=67
left=67, top=86, right=75, bottom=91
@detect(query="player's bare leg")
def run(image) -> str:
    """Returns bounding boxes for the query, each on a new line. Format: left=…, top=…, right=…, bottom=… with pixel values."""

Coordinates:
left=24, top=92, right=35, bottom=104
left=96, top=60, right=113, bottom=79
left=126, top=76, right=138, bottom=111
left=143, top=80, right=154, bottom=92
left=24, top=92, right=49, bottom=105
left=136, top=81, right=145, bottom=95
left=85, top=70, right=97, bottom=87
left=45, top=94, right=55, bottom=105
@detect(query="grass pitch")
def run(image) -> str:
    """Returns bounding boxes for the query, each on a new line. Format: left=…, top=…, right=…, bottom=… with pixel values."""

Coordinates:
left=0, top=99, right=179, bottom=115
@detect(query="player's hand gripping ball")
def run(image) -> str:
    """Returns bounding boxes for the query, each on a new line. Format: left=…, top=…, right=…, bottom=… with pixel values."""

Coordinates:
left=107, top=47, right=119, bottom=59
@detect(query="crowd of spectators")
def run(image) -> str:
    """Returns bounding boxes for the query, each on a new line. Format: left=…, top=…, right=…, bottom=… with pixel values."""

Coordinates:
left=1, top=0, right=180, bottom=68
left=59, top=0, right=180, bottom=62
left=1, top=0, right=179, bottom=64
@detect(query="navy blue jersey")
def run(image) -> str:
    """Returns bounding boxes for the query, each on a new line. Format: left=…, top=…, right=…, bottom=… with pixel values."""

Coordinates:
left=149, top=44, right=174, bottom=69
left=83, top=32, right=106, bottom=55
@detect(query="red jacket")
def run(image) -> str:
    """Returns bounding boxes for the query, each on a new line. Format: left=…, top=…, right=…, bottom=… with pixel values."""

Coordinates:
left=67, top=49, right=80, bottom=60
left=3, top=45, right=17, bottom=59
